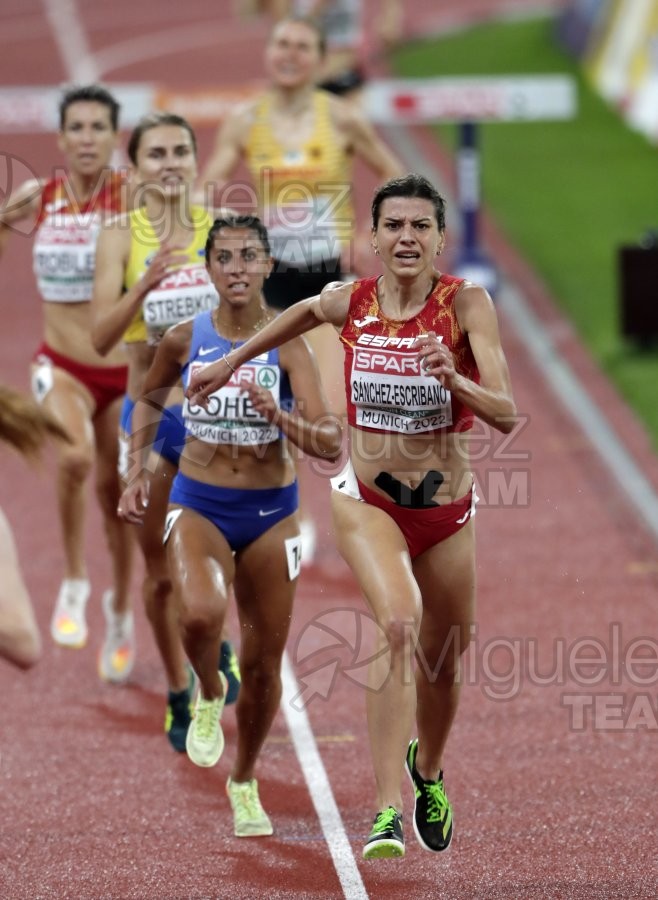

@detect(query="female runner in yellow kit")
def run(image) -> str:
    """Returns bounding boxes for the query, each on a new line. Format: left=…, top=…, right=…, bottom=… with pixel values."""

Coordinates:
left=203, top=14, right=402, bottom=308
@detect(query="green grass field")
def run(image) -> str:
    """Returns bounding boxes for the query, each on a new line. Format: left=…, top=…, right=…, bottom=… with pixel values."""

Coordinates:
left=392, top=16, right=658, bottom=450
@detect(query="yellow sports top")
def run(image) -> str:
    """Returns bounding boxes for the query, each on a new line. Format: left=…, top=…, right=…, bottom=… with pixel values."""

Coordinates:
left=123, top=206, right=218, bottom=344
left=245, top=90, right=355, bottom=265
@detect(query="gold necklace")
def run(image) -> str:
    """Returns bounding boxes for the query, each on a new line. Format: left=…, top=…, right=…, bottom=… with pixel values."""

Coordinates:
left=218, top=309, right=272, bottom=350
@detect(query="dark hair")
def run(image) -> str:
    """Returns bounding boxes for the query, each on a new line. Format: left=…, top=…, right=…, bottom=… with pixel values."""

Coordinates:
left=126, top=111, right=197, bottom=165
left=371, top=173, right=446, bottom=232
left=271, top=15, right=327, bottom=57
left=205, top=214, right=271, bottom=263
left=58, top=84, right=120, bottom=131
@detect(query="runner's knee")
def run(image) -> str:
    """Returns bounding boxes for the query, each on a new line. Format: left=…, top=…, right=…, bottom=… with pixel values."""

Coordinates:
left=239, top=650, right=283, bottom=687
left=58, top=446, right=93, bottom=483
left=178, top=599, right=222, bottom=638
left=381, top=613, right=419, bottom=657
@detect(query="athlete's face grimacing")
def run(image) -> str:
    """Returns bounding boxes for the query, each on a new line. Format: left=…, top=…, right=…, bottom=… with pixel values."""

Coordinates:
left=58, top=101, right=117, bottom=177
left=206, top=228, right=273, bottom=309
left=373, top=196, right=445, bottom=279
left=266, top=21, right=323, bottom=89
left=133, top=125, right=197, bottom=199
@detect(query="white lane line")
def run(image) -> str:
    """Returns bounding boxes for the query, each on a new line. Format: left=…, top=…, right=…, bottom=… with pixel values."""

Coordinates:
left=92, top=20, right=264, bottom=78
left=381, top=122, right=658, bottom=544
left=280, top=652, right=368, bottom=900
left=41, top=0, right=97, bottom=82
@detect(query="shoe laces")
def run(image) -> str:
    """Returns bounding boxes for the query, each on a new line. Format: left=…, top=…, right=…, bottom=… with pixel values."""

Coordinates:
left=60, top=591, right=86, bottom=617
left=195, top=699, right=219, bottom=741
left=103, top=595, right=132, bottom=645
left=232, top=781, right=260, bottom=817
left=372, top=806, right=398, bottom=834
left=423, top=780, right=450, bottom=823
left=106, top=616, right=129, bottom=646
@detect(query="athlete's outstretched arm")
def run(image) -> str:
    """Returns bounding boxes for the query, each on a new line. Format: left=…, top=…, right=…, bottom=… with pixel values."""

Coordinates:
left=186, top=282, right=350, bottom=407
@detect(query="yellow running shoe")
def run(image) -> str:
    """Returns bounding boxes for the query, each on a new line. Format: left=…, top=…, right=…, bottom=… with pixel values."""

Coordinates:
left=186, top=671, right=227, bottom=767
left=226, top=777, right=273, bottom=837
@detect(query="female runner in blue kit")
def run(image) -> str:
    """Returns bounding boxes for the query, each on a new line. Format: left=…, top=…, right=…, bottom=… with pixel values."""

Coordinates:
left=118, top=213, right=342, bottom=838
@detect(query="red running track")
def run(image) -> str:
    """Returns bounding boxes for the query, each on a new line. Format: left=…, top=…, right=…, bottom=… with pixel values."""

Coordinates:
left=0, top=2, right=656, bottom=898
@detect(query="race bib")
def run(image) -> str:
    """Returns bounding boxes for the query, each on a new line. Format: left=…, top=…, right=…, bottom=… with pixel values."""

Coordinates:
left=350, top=337, right=453, bottom=434
left=184, top=359, right=281, bottom=446
left=143, top=264, right=219, bottom=344
left=163, top=508, right=183, bottom=545
left=33, top=212, right=100, bottom=302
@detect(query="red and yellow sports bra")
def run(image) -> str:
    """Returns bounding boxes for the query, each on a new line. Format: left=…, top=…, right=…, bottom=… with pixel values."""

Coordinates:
left=340, top=274, right=479, bottom=434
left=33, top=173, right=124, bottom=303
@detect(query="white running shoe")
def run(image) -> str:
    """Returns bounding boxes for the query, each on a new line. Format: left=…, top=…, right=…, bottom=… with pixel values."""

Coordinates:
left=226, top=777, right=273, bottom=837
left=186, top=671, right=227, bottom=767
left=98, top=589, right=135, bottom=684
left=50, top=579, right=90, bottom=648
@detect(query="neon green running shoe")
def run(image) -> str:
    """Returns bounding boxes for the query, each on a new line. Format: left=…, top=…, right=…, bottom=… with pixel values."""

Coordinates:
left=362, top=806, right=405, bottom=859
left=226, top=777, right=273, bottom=837
left=405, top=738, right=453, bottom=852
left=186, top=671, right=227, bottom=767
